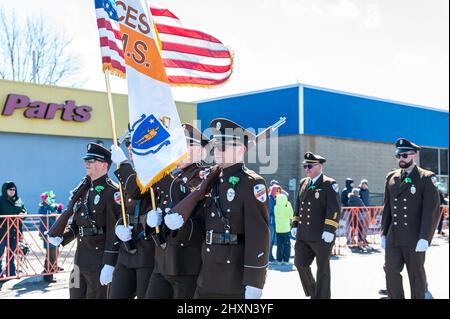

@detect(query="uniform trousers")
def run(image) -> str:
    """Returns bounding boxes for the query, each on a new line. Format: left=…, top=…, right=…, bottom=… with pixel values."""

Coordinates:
left=294, top=240, right=333, bottom=299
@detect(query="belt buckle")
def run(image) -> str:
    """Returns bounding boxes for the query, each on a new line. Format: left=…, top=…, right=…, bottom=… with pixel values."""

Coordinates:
left=224, top=229, right=230, bottom=244
left=206, top=230, right=213, bottom=245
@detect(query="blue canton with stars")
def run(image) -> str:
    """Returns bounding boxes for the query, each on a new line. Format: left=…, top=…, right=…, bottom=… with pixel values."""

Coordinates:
left=95, top=0, right=119, bottom=21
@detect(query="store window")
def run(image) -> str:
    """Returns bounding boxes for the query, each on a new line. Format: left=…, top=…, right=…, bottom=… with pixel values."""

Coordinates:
left=440, top=149, right=448, bottom=175
left=420, top=148, right=438, bottom=174
left=420, top=147, right=449, bottom=194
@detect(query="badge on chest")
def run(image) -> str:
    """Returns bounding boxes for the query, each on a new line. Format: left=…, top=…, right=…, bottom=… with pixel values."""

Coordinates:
left=227, top=188, right=235, bottom=202
left=94, top=194, right=101, bottom=205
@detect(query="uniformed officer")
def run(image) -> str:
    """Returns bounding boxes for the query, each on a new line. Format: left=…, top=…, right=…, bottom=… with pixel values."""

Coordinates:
left=48, top=143, right=121, bottom=299
left=165, top=118, right=270, bottom=299
left=144, top=124, right=210, bottom=299
left=381, top=138, right=440, bottom=299
left=291, top=152, right=340, bottom=299
left=108, top=132, right=156, bottom=299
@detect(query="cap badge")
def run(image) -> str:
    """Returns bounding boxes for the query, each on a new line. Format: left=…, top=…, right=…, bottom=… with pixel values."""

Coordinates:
left=400, top=139, right=403, bottom=145
left=216, top=122, right=221, bottom=130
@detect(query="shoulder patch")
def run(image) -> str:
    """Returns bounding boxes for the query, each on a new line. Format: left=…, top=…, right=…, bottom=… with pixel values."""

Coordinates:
left=114, top=191, right=122, bottom=205
left=332, top=183, right=339, bottom=193
left=431, top=176, right=438, bottom=187
left=253, top=184, right=267, bottom=203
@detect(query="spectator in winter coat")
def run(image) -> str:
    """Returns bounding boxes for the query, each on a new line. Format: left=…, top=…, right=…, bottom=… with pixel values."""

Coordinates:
left=341, top=178, right=354, bottom=207
left=274, top=193, right=294, bottom=264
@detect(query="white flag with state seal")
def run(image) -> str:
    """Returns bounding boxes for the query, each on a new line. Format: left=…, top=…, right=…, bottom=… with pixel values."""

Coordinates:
left=115, top=0, right=187, bottom=190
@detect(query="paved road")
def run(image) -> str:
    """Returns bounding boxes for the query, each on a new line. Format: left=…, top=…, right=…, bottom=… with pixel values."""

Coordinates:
left=1, top=235, right=448, bottom=299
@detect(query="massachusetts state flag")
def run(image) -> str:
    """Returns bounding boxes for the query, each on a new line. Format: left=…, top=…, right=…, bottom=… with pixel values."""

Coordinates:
left=116, top=0, right=187, bottom=190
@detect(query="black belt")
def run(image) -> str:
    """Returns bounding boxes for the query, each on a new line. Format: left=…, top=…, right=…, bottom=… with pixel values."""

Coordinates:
left=79, top=226, right=105, bottom=237
left=205, top=230, right=245, bottom=245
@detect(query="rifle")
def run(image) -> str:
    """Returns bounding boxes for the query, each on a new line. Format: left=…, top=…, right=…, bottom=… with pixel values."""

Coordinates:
left=47, top=176, right=91, bottom=237
left=254, top=117, right=287, bottom=144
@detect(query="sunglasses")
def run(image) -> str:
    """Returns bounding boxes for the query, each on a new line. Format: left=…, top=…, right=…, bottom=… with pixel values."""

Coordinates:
left=7, top=188, right=16, bottom=191
left=395, top=153, right=414, bottom=159
left=303, top=164, right=318, bottom=170
left=85, top=159, right=102, bottom=164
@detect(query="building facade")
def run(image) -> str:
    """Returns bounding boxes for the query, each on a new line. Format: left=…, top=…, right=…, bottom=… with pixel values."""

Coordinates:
left=1, top=79, right=448, bottom=211
left=197, top=84, right=449, bottom=205
left=0, top=79, right=196, bottom=213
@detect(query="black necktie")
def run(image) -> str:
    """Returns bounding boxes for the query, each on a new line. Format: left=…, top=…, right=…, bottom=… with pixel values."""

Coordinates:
left=401, top=170, right=408, bottom=182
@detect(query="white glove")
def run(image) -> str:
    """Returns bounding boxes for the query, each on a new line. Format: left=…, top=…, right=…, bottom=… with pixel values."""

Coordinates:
left=245, top=285, right=263, bottom=299
left=322, top=231, right=335, bottom=243
left=99, top=264, right=115, bottom=285
left=415, top=239, right=429, bottom=252
left=115, top=224, right=133, bottom=242
left=110, top=144, right=127, bottom=165
left=290, top=227, right=297, bottom=238
left=47, top=235, right=63, bottom=247
left=380, top=235, right=386, bottom=249
left=146, top=208, right=163, bottom=227
left=164, top=213, right=184, bottom=230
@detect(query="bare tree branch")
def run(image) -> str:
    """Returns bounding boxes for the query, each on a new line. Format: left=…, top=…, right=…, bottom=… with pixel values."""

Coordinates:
left=0, top=7, right=80, bottom=85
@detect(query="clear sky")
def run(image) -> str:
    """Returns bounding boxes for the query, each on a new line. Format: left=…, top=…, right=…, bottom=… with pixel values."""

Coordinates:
left=0, top=0, right=448, bottom=110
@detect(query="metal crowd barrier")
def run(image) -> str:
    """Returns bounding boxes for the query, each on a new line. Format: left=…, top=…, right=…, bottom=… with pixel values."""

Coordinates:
left=0, top=214, right=76, bottom=282
left=1, top=206, right=448, bottom=281
left=332, top=205, right=449, bottom=255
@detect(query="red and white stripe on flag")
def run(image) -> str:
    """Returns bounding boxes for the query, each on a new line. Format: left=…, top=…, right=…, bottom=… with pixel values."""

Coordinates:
left=94, top=0, right=126, bottom=77
left=150, top=6, right=233, bottom=87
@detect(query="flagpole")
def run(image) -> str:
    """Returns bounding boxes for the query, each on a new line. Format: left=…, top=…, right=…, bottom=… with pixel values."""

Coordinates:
left=104, top=70, right=128, bottom=226
left=150, top=187, right=161, bottom=234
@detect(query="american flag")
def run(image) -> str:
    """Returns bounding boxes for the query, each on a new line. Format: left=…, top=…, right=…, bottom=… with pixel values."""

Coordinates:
left=94, top=0, right=126, bottom=77
left=150, top=6, right=233, bottom=86
left=94, top=0, right=233, bottom=86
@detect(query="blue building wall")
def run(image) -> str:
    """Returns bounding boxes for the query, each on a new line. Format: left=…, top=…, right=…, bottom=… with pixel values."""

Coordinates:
left=303, top=86, right=449, bottom=147
left=197, top=86, right=299, bottom=136
left=0, top=133, right=120, bottom=214
left=197, top=85, right=448, bottom=148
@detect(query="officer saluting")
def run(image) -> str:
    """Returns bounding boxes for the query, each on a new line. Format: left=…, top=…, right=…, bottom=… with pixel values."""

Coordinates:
left=381, top=138, right=440, bottom=299
left=108, top=132, right=156, bottom=299
left=145, top=124, right=210, bottom=299
left=291, top=152, right=340, bottom=299
left=48, top=143, right=121, bottom=299
left=165, top=118, right=270, bottom=299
